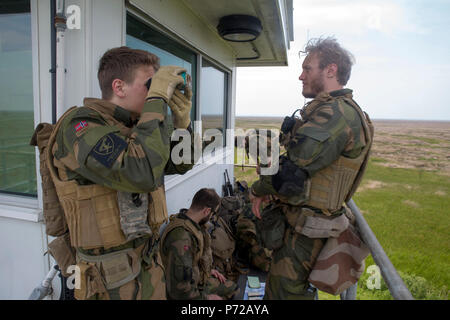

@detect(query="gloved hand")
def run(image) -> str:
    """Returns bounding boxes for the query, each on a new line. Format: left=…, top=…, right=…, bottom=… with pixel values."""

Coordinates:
left=168, top=86, right=192, bottom=129
left=271, top=156, right=308, bottom=197
left=146, top=65, right=186, bottom=102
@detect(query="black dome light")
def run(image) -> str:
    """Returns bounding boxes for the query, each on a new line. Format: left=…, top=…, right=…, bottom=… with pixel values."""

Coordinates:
left=217, top=15, right=262, bottom=42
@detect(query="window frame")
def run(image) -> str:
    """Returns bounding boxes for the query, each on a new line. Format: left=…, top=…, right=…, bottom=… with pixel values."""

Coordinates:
left=0, top=0, right=42, bottom=220
left=125, top=5, right=233, bottom=187
left=125, top=5, right=232, bottom=129
left=125, top=12, right=198, bottom=122
left=199, top=57, right=230, bottom=147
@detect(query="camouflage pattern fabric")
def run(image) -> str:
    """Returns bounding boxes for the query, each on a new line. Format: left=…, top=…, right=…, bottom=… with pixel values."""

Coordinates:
left=209, top=215, right=239, bottom=282
left=250, top=89, right=369, bottom=299
left=205, top=276, right=239, bottom=300
left=117, top=191, right=152, bottom=241
left=83, top=239, right=166, bottom=300
left=308, top=223, right=369, bottom=295
left=252, top=89, right=367, bottom=198
left=235, top=202, right=272, bottom=272
left=263, top=230, right=326, bottom=300
left=160, top=211, right=238, bottom=300
left=53, top=98, right=193, bottom=192
left=52, top=97, right=194, bottom=299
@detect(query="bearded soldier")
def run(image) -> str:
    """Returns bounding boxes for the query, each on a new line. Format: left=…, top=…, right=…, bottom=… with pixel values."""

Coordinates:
left=160, top=188, right=239, bottom=300
left=44, top=46, right=194, bottom=300
left=249, top=37, right=374, bottom=299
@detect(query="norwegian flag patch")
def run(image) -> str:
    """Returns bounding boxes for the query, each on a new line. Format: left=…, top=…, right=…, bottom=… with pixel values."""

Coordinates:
left=74, top=121, right=88, bottom=132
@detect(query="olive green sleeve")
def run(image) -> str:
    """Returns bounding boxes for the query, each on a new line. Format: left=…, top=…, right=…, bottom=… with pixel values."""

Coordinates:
left=252, top=102, right=364, bottom=197
left=162, top=228, right=205, bottom=300
left=54, top=99, right=171, bottom=193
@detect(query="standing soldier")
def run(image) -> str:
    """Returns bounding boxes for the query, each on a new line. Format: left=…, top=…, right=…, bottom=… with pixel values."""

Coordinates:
left=160, top=188, right=239, bottom=300
left=249, top=37, right=374, bottom=299
left=44, top=46, right=194, bottom=299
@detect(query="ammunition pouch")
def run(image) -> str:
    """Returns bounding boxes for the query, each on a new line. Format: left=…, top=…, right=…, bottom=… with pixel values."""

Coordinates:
left=47, top=233, right=76, bottom=277
left=301, top=213, right=349, bottom=238
left=283, top=206, right=349, bottom=238
left=74, top=260, right=109, bottom=300
left=258, top=203, right=286, bottom=251
left=74, top=247, right=142, bottom=299
left=117, top=191, right=152, bottom=242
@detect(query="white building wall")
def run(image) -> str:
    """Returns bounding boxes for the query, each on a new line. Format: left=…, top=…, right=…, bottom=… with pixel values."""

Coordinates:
left=0, top=0, right=237, bottom=299
left=0, top=217, right=48, bottom=299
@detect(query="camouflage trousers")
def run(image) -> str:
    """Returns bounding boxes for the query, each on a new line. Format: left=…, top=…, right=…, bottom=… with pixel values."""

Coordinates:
left=236, top=206, right=272, bottom=272
left=205, top=277, right=239, bottom=300
left=264, top=227, right=326, bottom=300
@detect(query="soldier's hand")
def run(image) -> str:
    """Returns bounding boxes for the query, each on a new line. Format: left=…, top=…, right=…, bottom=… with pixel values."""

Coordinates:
left=207, top=294, right=223, bottom=300
left=211, top=269, right=226, bottom=284
left=147, top=65, right=186, bottom=102
left=168, top=86, right=192, bottom=129
left=249, top=192, right=270, bottom=219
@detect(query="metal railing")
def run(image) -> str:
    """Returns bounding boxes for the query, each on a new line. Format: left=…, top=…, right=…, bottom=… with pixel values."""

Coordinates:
left=341, top=199, right=414, bottom=300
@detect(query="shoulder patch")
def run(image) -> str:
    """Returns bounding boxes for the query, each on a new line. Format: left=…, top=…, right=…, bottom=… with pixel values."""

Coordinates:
left=89, top=132, right=127, bottom=168
left=74, top=120, right=88, bottom=132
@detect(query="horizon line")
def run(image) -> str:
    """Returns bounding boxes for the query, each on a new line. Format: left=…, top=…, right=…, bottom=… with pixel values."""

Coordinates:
left=235, top=115, right=450, bottom=122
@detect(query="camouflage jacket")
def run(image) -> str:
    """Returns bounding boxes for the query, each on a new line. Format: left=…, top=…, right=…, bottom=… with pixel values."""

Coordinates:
left=52, top=98, right=194, bottom=192
left=251, top=89, right=367, bottom=202
left=160, top=210, right=212, bottom=300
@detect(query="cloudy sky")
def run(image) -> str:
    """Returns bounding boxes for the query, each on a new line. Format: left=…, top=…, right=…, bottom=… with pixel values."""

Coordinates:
left=236, top=0, right=450, bottom=120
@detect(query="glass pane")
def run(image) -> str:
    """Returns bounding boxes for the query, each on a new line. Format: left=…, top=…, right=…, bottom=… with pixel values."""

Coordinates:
left=126, top=13, right=197, bottom=121
left=0, top=1, right=36, bottom=196
left=200, top=60, right=226, bottom=145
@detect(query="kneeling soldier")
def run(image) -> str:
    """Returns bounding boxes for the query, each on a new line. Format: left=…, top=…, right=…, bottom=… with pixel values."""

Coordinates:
left=160, top=188, right=239, bottom=300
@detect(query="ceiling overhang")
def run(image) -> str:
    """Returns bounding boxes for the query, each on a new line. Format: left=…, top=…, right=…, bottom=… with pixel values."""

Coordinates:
left=181, top=0, right=294, bottom=67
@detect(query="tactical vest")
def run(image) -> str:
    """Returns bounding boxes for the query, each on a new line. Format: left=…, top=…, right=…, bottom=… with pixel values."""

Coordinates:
left=161, top=213, right=212, bottom=287
left=44, top=101, right=169, bottom=250
left=210, top=216, right=236, bottom=276
left=287, top=91, right=374, bottom=213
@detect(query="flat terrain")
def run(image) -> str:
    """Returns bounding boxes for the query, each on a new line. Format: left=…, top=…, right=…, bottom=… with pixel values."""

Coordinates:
left=370, top=120, right=450, bottom=176
left=234, top=117, right=450, bottom=300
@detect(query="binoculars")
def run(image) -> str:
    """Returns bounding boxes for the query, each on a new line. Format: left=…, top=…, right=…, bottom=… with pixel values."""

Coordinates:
left=145, top=71, right=188, bottom=91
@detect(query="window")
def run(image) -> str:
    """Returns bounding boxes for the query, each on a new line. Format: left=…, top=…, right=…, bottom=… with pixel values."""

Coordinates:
left=200, top=59, right=228, bottom=146
left=0, top=0, right=36, bottom=196
left=126, top=13, right=197, bottom=122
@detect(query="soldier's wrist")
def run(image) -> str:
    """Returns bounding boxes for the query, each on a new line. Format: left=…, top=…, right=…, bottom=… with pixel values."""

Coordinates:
left=142, top=98, right=166, bottom=114
left=146, top=96, right=167, bottom=103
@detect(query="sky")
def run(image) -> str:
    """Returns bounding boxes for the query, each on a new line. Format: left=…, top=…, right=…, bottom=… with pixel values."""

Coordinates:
left=235, top=0, right=450, bottom=120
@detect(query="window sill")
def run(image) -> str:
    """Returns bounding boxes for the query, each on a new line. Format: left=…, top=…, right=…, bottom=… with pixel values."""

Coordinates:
left=0, top=194, right=42, bottom=222
left=164, top=146, right=233, bottom=191
left=0, top=203, right=42, bottom=222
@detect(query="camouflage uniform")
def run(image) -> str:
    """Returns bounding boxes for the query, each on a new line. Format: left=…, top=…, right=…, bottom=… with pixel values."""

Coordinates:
left=235, top=202, right=272, bottom=272
left=251, top=89, right=372, bottom=300
left=52, top=97, right=194, bottom=299
left=209, top=213, right=239, bottom=282
left=160, top=210, right=238, bottom=300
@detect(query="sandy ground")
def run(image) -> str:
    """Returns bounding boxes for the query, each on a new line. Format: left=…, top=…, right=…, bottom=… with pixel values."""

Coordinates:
left=371, top=120, right=450, bottom=176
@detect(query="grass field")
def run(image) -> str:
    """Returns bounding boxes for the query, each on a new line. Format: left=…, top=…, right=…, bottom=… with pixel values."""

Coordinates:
left=0, top=111, right=37, bottom=195
left=234, top=117, right=450, bottom=300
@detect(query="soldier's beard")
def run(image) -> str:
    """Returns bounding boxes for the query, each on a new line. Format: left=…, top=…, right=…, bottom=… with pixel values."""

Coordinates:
left=199, top=212, right=213, bottom=225
left=302, top=73, right=325, bottom=99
